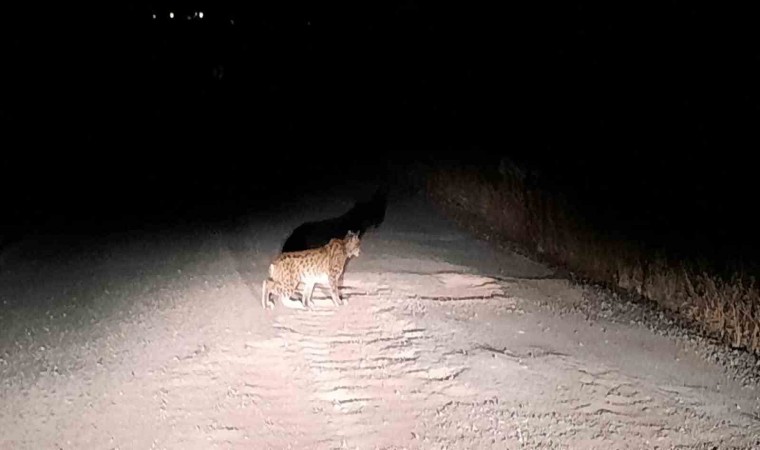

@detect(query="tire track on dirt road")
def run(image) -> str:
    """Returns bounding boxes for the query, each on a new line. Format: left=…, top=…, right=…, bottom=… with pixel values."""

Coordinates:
left=258, top=273, right=477, bottom=449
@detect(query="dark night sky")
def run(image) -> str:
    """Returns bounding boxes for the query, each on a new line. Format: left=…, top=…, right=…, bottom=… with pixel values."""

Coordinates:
left=2, top=2, right=759, bottom=255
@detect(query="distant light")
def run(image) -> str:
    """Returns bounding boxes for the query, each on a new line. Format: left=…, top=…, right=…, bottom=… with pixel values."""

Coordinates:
left=307, top=20, right=311, bottom=26
left=199, top=11, right=204, bottom=19
left=152, top=14, right=156, bottom=19
left=169, top=12, right=174, bottom=19
left=230, top=19, right=235, bottom=25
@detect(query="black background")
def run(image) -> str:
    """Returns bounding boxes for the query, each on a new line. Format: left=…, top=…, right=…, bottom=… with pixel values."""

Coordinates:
left=2, top=1, right=759, bottom=260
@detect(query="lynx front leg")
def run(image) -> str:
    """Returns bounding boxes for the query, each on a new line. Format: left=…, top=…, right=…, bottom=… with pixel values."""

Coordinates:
left=303, top=282, right=317, bottom=308
left=327, top=273, right=345, bottom=306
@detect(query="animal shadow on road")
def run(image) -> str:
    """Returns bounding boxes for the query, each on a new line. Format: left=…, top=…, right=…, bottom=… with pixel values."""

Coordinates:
left=282, top=184, right=388, bottom=253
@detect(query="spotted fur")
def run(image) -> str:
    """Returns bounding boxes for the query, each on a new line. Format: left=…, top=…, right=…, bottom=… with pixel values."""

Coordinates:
left=262, top=230, right=361, bottom=309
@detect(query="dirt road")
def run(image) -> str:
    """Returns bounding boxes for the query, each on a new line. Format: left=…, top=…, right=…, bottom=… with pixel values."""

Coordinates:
left=1, top=189, right=759, bottom=449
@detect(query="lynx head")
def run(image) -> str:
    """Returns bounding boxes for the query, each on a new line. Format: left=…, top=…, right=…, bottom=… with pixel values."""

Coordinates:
left=344, top=230, right=361, bottom=258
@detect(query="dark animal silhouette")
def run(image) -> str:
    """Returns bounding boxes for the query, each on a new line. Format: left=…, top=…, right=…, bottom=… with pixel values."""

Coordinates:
left=282, top=184, right=388, bottom=253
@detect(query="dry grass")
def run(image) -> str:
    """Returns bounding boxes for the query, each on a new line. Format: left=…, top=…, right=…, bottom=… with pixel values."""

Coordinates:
left=424, top=165, right=760, bottom=355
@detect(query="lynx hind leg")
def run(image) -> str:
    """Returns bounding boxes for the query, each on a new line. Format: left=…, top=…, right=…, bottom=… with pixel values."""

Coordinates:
left=278, top=281, right=307, bottom=309
left=262, top=279, right=273, bottom=309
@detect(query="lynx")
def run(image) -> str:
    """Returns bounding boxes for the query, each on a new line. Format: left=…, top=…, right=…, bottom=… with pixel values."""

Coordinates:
left=262, top=230, right=361, bottom=309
